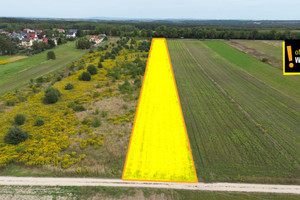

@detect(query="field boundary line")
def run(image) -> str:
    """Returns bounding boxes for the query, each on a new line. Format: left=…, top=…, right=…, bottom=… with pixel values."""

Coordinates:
left=0, top=177, right=300, bottom=194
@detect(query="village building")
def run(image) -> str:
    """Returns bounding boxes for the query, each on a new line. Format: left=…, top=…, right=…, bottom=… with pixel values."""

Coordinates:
left=21, top=38, right=34, bottom=47
left=23, top=29, right=34, bottom=33
left=57, top=29, right=65, bottom=33
left=66, top=32, right=76, bottom=38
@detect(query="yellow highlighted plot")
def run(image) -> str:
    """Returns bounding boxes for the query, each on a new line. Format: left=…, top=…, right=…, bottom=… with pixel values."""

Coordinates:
left=122, top=38, right=198, bottom=183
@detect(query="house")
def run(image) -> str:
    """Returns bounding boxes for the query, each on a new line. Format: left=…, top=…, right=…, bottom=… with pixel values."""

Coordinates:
left=69, top=29, right=77, bottom=33
left=89, top=35, right=99, bottom=43
left=27, top=33, right=38, bottom=41
left=66, top=32, right=76, bottom=38
left=23, top=28, right=34, bottom=33
left=99, top=34, right=106, bottom=37
left=10, top=33, right=27, bottom=40
left=21, top=38, right=34, bottom=47
left=89, top=36, right=104, bottom=46
left=51, top=38, right=58, bottom=46
left=57, top=29, right=65, bottom=33
left=35, top=30, right=42, bottom=33
left=0, top=30, right=10, bottom=35
left=37, top=38, right=48, bottom=43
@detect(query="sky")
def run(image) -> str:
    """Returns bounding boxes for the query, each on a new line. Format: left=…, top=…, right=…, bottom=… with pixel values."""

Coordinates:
left=1, top=0, right=299, bottom=20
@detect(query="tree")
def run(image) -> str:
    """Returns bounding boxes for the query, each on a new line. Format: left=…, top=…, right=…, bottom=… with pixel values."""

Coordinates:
left=79, top=71, right=91, bottom=81
left=44, top=87, right=61, bottom=104
left=170, top=28, right=178, bottom=38
left=47, top=51, right=56, bottom=60
left=64, top=83, right=74, bottom=90
left=0, top=35, right=17, bottom=55
left=4, top=126, right=28, bottom=145
left=76, top=37, right=91, bottom=49
left=48, top=39, right=56, bottom=48
left=34, top=118, right=45, bottom=126
left=87, top=64, right=98, bottom=75
left=14, top=114, right=26, bottom=125
left=76, top=30, right=84, bottom=37
left=98, top=62, right=103, bottom=68
left=155, top=25, right=167, bottom=37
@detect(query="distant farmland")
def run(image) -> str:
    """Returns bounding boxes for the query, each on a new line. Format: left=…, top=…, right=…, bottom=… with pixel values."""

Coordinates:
left=225, top=40, right=283, bottom=69
left=168, top=39, right=300, bottom=184
left=0, top=41, right=88, bottom=94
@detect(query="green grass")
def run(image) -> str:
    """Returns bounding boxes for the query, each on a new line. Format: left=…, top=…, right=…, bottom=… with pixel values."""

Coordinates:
left=237, top=40, right=282, bottom=59
left=167, top=39, right=300, bottom=184
left=0, top=56, right=12, bottom=61
left=203, top=40, right=300, bottom=102
left=0, top=41, right=88, bottom=94
left=0, top=185, right=299, bottom=200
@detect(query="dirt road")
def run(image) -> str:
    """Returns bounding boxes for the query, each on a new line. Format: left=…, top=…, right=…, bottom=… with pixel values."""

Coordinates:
left=0, top=176, right=300, bottom=194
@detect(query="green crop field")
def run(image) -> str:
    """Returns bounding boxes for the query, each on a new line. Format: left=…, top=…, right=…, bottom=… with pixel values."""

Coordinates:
left=168, top=39, right=300, bottom=184
left=0, top=41, right=88, bottom=94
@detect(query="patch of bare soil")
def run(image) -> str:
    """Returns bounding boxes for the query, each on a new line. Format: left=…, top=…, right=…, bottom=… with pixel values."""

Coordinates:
left=7, top=56, right=28, bottom=63
left=224, top=40, right=282, bottom=68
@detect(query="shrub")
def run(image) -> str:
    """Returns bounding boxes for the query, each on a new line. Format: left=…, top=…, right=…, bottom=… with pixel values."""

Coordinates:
left=98, top=62, right=103, bottom=68
left=73, top=105, right=86, bottom=112
left=122, top=104, right=128, bottom=110
left=79, top=71, right=91, bottom=81
left=95, top=83, right=101, bottom=88
left=6, top=100, right=16, bottom=106
left=262, top=58, right=269, bottom=63
left=76, top=37, right=91, bottom=49
left=14, top=114, right=26, bottom=125
left=92, top=117, right=102, bottom=127
left=44, top=87, right=61, bottom=104
left=134, top=78, right=142, bottom=88
left=93, top=108, right=100, bottom=115
left=65, top=83, right=74, bottom=90
left=93, top=92, right=100, bottom=98
left=47, top=51, right=56, bottom=60
left=119, top=80, right=133, bottom=94
left=4, top=126, right=29, bottom=145
left=87, top=65, right=97, bottom=75
left=100, top=57, right=104, bottom=62
left=101, top=111, right=108, bottom=118
left=36, top=76, right=44, bottom=83
left=34, top=118, right=44, bottom=126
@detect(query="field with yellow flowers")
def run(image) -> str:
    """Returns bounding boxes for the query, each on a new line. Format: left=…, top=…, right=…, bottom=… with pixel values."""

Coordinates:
left=0, top=37, right=150, bottom=178
left=122, top=39, right=197, bottom=183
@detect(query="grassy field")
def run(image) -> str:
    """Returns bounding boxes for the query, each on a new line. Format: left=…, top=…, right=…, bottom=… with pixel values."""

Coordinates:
left=236, top=40, right=282, bottom=58
left=1, top=185, right=299, bottom=200
left=168, top=39, right=300, bottom=184
left=226, top=40, right=283, bottom=69
left=0, top=56, right=12, bottom=61
left=204, top=40, right=300, bottom=102
left=0, top=41, right=88, bottom=94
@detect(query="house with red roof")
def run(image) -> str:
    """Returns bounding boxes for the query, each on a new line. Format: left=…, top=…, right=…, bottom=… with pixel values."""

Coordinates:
left=89, top=35, right=103, bottom=46
left=57, top=29, right=65, bottom=33
left=27, top=33, right=38, bottom=41
left=23, top=28, right=34, bottom=33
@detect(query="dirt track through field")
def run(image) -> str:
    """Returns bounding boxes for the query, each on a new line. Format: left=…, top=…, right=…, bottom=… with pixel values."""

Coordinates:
left=0, top=177, right=300, bottom=194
